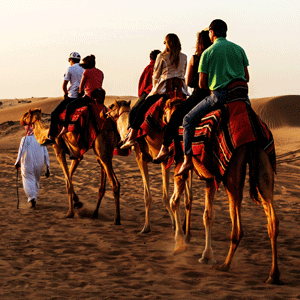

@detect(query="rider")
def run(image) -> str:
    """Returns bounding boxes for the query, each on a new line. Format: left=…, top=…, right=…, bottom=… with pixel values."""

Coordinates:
left=153, top=30, right=212, bottom=163
left=58, top=54, right=104, bottom=137
left=177, top=19, right=250, bottom=176
left=127, top=49, right=161, bottom=131
left=121, top=33, right=188, bottom=149
left=42, top=52, right=84, bottom=145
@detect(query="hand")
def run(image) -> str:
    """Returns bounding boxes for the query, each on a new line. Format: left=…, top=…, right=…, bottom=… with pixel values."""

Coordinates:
left=64, top=94, right=68, bottom=100
left=45, top=168, right=50, bottom=178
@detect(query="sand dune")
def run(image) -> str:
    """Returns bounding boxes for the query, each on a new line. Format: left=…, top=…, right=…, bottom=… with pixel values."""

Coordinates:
left=0, top=95, right=300, bottom=299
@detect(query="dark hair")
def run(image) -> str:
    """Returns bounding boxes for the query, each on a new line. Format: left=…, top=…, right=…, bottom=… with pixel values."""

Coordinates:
left=195, top=30, right=212, bottom=56
left=80, top=54, right=96, bottom=69
left=209, top=19, right=227, bottom=38
left=150, top=49, right=161, bottom=61
left=163, top=33, right=181, bottom=68
left=69, top=58, right=80, bottom=64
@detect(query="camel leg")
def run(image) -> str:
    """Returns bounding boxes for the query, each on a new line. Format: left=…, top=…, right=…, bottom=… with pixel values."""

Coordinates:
left=135, top=153, right=152, bottom=233
left=256, top=149, right=281, bottom=284
left=217, top=146, right=247, bottom=271
left=199, top=178, right=217, bottom=265
left=171, top=165, right=188, bottom=255
left=102, top=159, right=120, bottom=225
left=161, top=161, right=175, bottom=229
left=69, top=159, right=83, bottom=208
left=91, top=161, right=107, bottom=219
left=54, top=147, right=75, bottom=218
left=94, top=139, right=120, bottom=225
left=182, top=170, right=193, bottom=242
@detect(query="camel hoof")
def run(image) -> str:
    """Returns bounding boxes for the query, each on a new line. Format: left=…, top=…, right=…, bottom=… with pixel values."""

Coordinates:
left=74, top=201, right=83, bottom=209
left=114, top=218, right=121, bottom=225
left=185, top=234, right=192, bottom=243
left=173, top=244, right=187, bottom=255
left=199, top=257, right=217, bottom=265
left=214, top=264, right=230, bottom=272
left=140, top=225, right=151, bottom=234
left=66, top=211, right=74, bottom=218
left=265, top=275, right=283, bottom=285
left=91, top=211, right=98, bottom=219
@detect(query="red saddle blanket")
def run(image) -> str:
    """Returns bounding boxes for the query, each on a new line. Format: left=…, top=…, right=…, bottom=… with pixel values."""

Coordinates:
left=169, top=101, right=276, bottom=182
left=58, top=102, right=130, bottom=157
left=58, top=102, right=107, bottom=157
left=138, top=98, right=276, bottom=182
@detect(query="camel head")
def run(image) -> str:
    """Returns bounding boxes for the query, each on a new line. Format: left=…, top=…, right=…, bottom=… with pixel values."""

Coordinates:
left=163, top=98, right=185, bottom=124
left=107, top=100, right=131, bottom=141
left=20, top=108, right=42, bottom=126
left=107, top=100, right=131, bottom=121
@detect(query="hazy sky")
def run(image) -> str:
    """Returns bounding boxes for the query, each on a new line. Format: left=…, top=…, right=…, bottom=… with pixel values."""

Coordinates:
left=1, top=0, right=299, bottom=99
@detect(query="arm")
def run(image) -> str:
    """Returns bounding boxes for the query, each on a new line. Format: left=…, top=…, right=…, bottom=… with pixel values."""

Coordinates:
left=152, top=54, right=163, bottom=87
left=62, top=80, right=68, bottom=96
left=199, top=72, right=209, bottom=89
left=244, top=66, right=250, bottom=82
left=43, top=147, right=50, bottom=178
left=79, top=72, right=87, bottom=94
left=186, top=57, right=194, bottom=88
left=15, top=137, right=26, bottom=169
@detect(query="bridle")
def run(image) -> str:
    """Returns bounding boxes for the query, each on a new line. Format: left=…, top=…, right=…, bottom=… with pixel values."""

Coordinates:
left=106, top=105, right=130, bottom=122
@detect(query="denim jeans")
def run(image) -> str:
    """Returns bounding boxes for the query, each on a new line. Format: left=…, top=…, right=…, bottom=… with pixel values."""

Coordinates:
left=182, top=89, right=227, bottom=155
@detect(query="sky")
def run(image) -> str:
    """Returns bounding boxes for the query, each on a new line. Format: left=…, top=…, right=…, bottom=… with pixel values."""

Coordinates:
left=0, top=0, right=299, bottom=100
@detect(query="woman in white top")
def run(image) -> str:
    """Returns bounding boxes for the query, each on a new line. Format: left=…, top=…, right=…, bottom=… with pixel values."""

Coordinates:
left=121, top=33, right=187, bottom=149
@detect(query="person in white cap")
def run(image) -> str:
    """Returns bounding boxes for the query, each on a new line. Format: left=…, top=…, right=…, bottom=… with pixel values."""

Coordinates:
left=42, top=52, right=84, bottom=145
left=15, top=125, right=50, bottom=208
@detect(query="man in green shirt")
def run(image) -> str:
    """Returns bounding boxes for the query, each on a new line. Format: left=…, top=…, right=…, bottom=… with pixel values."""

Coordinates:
left=177, top=19, right=250, bottom=176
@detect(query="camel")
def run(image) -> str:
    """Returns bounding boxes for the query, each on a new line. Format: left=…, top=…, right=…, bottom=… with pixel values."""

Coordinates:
left=162, top=98, right=281, bottom=284
left=107, top=100, right=192, bottom=236
left=20, top=106, right=122, bottom=224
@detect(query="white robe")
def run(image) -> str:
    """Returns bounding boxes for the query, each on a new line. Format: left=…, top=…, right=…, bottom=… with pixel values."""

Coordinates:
left=15, top=135, right=50, bottom=202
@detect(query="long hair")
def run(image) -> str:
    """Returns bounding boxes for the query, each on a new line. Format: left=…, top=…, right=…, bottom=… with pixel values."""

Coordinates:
left=195, top=30, right=212, bottom=56
left=80, top=54, right=96, bottom=69
left=163, top=33, right=181, bottom=68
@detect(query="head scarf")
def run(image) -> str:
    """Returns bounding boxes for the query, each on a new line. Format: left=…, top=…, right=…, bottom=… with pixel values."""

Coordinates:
left=25, top=125, right=34, bottom=136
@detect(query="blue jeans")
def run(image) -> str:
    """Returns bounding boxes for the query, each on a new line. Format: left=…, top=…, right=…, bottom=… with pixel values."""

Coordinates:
left=182, top=89, right=227, bottom=155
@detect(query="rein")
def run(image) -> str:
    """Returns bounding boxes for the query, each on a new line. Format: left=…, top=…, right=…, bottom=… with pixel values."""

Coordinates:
left=107, top=106, right=130, bottom=122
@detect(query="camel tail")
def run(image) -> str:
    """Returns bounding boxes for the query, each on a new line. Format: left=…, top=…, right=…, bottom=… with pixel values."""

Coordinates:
left=248, top=143, right=261, bottom=205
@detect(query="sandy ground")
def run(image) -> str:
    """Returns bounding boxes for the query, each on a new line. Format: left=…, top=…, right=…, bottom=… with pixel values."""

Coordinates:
left=0, top=95, right=300, bottom=299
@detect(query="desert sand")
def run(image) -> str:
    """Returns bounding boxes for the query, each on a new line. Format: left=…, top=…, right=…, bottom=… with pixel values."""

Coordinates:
left=0, top=95, right=300, bottom=299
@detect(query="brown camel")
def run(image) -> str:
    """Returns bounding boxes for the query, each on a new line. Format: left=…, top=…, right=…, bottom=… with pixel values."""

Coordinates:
left=163, top=98, right=281, bottom=284
left=20, top=107, right=121, bottom=224
left=107, top=100, right=193, bottom=236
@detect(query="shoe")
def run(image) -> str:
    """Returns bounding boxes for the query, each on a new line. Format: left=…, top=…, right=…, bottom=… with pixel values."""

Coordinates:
left=120, top=128, right=138, bottom=149
left=41, top=138, right=55, bottom=146
left=30, top=198, right=36, bottom=208
left=153, top=145, right=170, bottom=163
left=176, top=155, right=194, bottom=176
left=120, top=139, right=136, bottom=149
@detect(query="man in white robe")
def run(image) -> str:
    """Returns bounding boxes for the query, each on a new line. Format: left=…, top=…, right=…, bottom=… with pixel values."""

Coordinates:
left=15, top=126, right=50, bottom=208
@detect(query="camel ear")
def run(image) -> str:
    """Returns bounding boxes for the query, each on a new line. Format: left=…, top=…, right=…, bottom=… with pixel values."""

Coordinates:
left=38, top=108, right=41, bottom=113
left=128, top=100, right=131, bottom=106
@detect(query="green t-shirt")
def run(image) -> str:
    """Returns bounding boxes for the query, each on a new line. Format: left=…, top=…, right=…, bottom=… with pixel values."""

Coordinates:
left=199, top=38, right=249, bottom=90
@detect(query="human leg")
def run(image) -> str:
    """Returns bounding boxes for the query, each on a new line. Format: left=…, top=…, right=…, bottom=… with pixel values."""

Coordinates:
left=177, top=90, right=227, bottom=176
left=121, top=94, right=164, bottom=149
left=128, top=92, right=148, bottom=129
left=154, top=94, right=203, bottom=163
